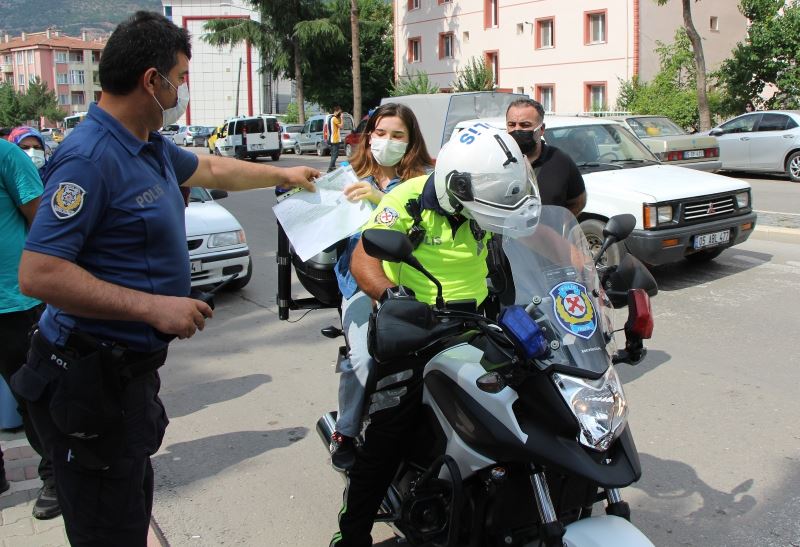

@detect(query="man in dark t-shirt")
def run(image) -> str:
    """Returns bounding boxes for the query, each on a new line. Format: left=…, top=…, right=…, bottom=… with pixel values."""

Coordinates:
left=506, top=98, right=586, bottom=217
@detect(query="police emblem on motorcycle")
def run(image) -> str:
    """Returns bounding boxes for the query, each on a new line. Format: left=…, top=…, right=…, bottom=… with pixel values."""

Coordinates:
left=51, top=182, right=86, bottom=220
left=375, top=207, right=399, bottom=227
left=550, top=281, right=597, bottom=339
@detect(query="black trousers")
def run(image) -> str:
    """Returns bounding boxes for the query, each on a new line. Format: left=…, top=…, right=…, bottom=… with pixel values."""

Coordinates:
left=328, top=142, right=341, bottom=171
left=22, top=338, right=168, bottom=547
left=332, top=361, right=425, bottom=547
left=0, top=305, right=52, bottom=485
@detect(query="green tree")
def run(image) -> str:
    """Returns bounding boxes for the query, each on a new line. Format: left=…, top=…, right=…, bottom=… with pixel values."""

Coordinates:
left=0, top=83, right=26, bottom=127
left=656, top=0, right=712, bottom=131
left=284, top=101, right=300, bottom=123
left=20, top=77, right=64, bottom=127
left=452, top=57, right=493, bottom=92
left=617, top=29, right=723, bottom=130
left=390, top=71, right=440, bottom=96
left=203, top=0, right=328, bottom=124
left=717, top=0, right=800, bottom=110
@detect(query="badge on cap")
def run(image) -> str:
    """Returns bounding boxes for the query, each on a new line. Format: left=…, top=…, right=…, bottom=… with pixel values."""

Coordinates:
left=51, top=182, right=86, bottom=220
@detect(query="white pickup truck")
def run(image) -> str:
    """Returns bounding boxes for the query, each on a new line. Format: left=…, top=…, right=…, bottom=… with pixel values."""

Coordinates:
left=452, top=115, right=756, bottom=265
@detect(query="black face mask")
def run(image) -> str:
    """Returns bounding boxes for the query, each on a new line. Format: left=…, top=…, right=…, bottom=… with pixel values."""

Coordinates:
left=509, top=129, right=537, bottom=155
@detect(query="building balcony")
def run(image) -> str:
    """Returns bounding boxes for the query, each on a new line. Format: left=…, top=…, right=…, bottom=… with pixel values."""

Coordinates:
left=1, top=64, right=13, bottom=73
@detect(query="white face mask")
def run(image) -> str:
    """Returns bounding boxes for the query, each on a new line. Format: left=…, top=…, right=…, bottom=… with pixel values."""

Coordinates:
left=370, top=138, right=408, bottom=167
left=153, top=73, right=189, bottom=127
left=25, top=148, right=46, bottom=168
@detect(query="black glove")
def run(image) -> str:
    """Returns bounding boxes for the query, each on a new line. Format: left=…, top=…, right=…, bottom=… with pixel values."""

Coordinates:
left=379, top=285, right=416, bottom=304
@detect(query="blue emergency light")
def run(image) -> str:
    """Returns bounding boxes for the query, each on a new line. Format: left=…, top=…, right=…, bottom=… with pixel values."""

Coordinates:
left=498, top=305, right=549, bottom=360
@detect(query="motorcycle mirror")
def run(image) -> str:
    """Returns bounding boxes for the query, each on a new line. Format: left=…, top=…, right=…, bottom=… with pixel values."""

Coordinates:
left=362, top=229, right=414, bottom=262
left=594, top=214, right=637, bottom=265
left=603, top=254, right=658, bottom=308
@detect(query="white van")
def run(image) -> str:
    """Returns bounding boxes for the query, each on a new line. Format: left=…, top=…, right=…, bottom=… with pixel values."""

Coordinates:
left=215, top=115, right=282, bottom=161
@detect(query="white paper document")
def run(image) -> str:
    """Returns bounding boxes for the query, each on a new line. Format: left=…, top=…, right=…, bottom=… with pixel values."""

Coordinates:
left=272, top=167, right=373, bottom=262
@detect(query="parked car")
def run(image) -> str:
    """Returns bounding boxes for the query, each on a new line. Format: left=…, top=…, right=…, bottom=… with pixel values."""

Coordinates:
left=51, top=128, right=64, bottom=143
left=281, top=123, right=303, bottom=153
left=43, top=134, right=58, bottom=159
left=295, top=113, right=355, bottom=156
left=610, top=115, right=721, bottom=171
left=185, top=186, right=252, bottom=290
left=175, top=125, right=212, bottom=147
left=706, top=110, right=800, bottom=182
left=344, top=115, right=368, bottom=157
left=451, top=116, right=756, bottom=265
left=215, top=115, right=282, bottom=161
left=159, top=124, right=180, bottom=139
left=208, top=124, right=226, bottom=154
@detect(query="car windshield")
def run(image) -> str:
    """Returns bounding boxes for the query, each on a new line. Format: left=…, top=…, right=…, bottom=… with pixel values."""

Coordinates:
left=626, top=117, right=685, bottom=138
left=285, top=125, right=303, bottom=133
left=189, top=187, right=212, bottom=203
left=544, top=123, right=658, bottom=172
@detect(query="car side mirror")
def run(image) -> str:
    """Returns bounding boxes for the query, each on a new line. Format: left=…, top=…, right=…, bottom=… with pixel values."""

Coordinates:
left=209, top=189, right=228, bottom=200
left=709, top=128, right=723, bottom=137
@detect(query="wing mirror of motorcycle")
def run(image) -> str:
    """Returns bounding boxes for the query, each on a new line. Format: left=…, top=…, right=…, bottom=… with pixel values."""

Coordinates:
left=594, top=214, right=637, bottom=266
left=362, top=229, right=445, bottom=308
left=603, top=254, right=658, bottom=308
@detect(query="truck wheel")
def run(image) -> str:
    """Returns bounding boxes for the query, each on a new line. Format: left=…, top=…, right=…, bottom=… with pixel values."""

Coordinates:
left=580, top=218, right=625, bottom=268
left=224, top=258, right=253, bottom=291
left=271, top=152, right=280, bottom=161
left=685, top=248, right=724, bottom=263
left=785, top=150, right=800, bottom=182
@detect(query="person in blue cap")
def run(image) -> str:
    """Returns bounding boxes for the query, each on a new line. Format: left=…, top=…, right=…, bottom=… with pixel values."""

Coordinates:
left=13, top=11, right=318, bottom=547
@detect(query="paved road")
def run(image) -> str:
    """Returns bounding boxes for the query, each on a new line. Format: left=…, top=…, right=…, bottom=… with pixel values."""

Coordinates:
left=723, top=172, right=800, bottom=230
left=150, top=150, right=800, bottom=546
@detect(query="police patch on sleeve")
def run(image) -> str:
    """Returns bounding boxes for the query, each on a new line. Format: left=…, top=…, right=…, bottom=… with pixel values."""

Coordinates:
left=51, top=182, right=86, bottom=220
left=375, top=207, right=399, bottom=227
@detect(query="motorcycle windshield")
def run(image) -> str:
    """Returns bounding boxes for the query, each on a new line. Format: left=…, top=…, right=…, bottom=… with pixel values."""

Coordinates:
left=501, top=206, right=616, bottom=375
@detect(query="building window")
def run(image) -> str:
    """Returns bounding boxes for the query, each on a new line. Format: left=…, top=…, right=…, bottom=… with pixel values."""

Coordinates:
left=94, top=91, right=102, bottom=102
left=408, top=38, right=421, bottom=63
left=55, top=51, right=67, bottom=64
left=2, top=54, right=10, bottom=64
left=408, top=0, right=420, bottom=10
left=536, top=18, right=554, bottom=49
left=536, top=85, right=554, bottom=113
left=58, top=94, right=70, bottom=105
left=18, top=73, right=24, bottom=85
left=585, top=10, right=607, bottom=44
left=16, top=52, right=23, bottom=64
left=56, top=72, right=68, bottom=84
left=91, top=51, right=101, bottom=63
left=484, top=0, right=499, bottom=28
left=710, top=16, right=719, bottom=31
left=26, top=50, right=34, bottom=65
left=69, top=51, right=84, bottom=63
left=71, top=91, right=85, bottom=105
left=585, top=82, right=607, bottom=111
left=439, top=32, right=454, bottom=59
left=92, top=71, right=99, bottom=85
left=164, top=5, right=172, bottom=21
left=438, top=0, right=452, bottom=4
left=69, top=70, right=85, bottom=85
left=484, top=51, right=498, bottom=86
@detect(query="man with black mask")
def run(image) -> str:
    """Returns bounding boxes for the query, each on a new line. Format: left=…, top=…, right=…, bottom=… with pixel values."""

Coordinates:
left=506, top=98, right=586, bottom=217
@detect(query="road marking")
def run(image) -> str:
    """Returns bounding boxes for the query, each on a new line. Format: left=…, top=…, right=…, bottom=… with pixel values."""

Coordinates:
left=756, top=209, right=800, bottom=217
left=730, top=255, right=767, bottom=265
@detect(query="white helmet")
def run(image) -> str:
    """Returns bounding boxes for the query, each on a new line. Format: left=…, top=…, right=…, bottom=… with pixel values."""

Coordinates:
left=435, top=124, right=540, bottom=236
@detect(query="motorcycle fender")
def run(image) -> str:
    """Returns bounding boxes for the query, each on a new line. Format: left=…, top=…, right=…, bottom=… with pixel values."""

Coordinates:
left=563, top=515, right=654, bottom=547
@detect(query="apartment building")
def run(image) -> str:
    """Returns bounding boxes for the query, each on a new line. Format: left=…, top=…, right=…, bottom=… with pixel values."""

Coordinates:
left=0, top=29, right=106, bottom=116
left=162, top=0, right=294, bottom=127
left=395, top=0, right=747, bottom=113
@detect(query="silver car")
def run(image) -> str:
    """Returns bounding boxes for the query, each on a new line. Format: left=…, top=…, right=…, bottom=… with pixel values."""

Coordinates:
left=281, top=124, right=303, bottom=153
left=708, top=110, right=800, bottom=182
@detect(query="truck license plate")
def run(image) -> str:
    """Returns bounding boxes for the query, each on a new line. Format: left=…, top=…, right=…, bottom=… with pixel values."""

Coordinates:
left=694, top=230, right=730, bottom=249
left=191, top=260, right=202, bottom=273
left=249, top=143, right=264, bottom=151
left=684, top=149, right=704, bottom=159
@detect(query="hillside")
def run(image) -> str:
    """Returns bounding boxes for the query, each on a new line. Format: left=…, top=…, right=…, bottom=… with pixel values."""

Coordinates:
left=0, top=0, right=162, bottom=37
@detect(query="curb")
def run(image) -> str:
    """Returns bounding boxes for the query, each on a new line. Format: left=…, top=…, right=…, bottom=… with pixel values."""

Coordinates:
left=753, top=224, right=800, bottom=236
left=149, top=517, right=170, bottom=547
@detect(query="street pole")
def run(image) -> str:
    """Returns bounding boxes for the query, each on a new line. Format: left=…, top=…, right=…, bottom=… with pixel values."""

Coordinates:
left=235, top=56, right=242, bottom=117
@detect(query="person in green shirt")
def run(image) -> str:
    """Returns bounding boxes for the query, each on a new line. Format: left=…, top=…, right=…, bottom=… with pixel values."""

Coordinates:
left=330, top=126, right=540, bottom=547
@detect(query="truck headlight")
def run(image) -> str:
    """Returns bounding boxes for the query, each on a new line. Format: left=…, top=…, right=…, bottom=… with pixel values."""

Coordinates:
left=208, top=230, right=245, bottom=248
left=643, top=204, right=673, bottom=228
left=735, top=191, right=750, bottom=208
left=553, top=366, right=628, bottom=451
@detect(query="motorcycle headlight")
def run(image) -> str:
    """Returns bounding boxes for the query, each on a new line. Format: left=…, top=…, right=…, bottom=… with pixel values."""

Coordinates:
left=553, top=366, right=628, bottom=451
left=208, top=230, right=245, bottom=248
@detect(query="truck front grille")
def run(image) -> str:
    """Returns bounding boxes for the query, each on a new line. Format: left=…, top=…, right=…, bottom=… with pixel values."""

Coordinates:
left=683, top=195, right=736, bottom=222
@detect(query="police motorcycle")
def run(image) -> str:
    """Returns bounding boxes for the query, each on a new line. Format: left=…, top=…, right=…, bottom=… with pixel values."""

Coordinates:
left=311, top=205, right=658, bottom=547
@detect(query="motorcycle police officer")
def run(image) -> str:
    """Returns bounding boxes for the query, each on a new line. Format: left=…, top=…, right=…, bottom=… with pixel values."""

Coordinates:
left=13, top=11, right=318, bottom=546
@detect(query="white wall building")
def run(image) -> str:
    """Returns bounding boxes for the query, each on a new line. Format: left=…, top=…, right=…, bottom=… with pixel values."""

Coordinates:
left=394, top=0, right=747, bottom=114
left=161, top=0, right=294, bottom=127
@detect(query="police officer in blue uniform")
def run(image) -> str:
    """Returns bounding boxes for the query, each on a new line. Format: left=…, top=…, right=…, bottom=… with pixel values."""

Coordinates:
left=13, top=11, right=318, bottom=547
